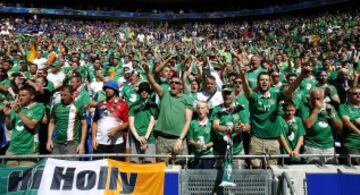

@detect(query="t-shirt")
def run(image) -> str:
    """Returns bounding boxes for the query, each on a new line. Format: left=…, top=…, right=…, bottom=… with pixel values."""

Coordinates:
left=93, top=98, right=129, bottom=145
left=249, top=91, right=282, bottom=139
left=298, top=102, right=339, bottom=149
left=299, top=77, right=317, bottom=96
left=339, top=103, right=360, bottom=149
left=51, top=102, right=85, bottom=144
left=129, top=99, right=159, bottom=144
left=154, top=88, right=193, bottom=137
left=188, top=119, right=214, bottom=156
left=0, top=79, right=11, bottom=101
left=8, top=102, right=45, bottom=154
left=211, top=104, right=248, bottom=155
left=276, top=116, right=306, bottom=154
left=121, top=84, right=140, bottom=106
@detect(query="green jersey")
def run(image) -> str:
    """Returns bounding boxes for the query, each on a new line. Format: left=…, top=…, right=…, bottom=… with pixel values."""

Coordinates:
left=188, top=119, right=214, bottom=156
left=51, top=102, right=85, bottom=144
left=129, top=99, right=159, bottom=144
left=121, top=84, right=140, bottom=106
left=211, top=104, right=249, bottom=155
left=249, top=91, right=282, bottom=139
left=339, top=103, right=360, bottom=149
left=74, top=87, right=91, bottom=108
left=276, top=116, right=306, bottom=154
left=298, top=103, right=339, bottom=149
left=0, top=79, right=11, bottom=101
left=299, top=76, right=317, bottom=96
left=8, top=102, right=45, bottom=154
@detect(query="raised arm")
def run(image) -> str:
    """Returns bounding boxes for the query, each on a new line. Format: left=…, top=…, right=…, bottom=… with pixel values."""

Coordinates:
left=143, top=61, right=164, bottom=96
left=239, top=66, right=252, bottom=99
left=282, top=66, right=312, bottom=100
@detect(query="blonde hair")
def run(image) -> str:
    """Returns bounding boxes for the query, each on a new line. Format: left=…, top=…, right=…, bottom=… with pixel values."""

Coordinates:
left=196, top=101, right=209, bottom=110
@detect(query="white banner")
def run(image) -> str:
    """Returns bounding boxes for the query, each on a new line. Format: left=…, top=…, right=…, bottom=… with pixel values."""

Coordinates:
left=38, top=158, right=108, bottom=195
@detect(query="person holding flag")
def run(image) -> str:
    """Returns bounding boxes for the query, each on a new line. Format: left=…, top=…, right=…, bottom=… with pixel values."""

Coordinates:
left=212, top=84, right=250, bottom=186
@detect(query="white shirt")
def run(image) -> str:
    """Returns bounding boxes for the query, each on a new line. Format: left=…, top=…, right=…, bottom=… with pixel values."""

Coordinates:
left=196, top=90, right=224, bottom=109
left=47, top=71, right=66, bottom=89
left=33, top=58, right=48, bottom=69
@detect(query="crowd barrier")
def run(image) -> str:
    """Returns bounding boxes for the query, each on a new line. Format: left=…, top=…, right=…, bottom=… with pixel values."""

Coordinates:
left=0, top=0, right=351, bottom=20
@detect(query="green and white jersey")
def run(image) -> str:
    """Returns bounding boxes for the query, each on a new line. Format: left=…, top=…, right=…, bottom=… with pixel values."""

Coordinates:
left=51, top=102, right=85, bottom=144
left=8, top=102, right=45, bottom=154
left=276, top=116, right=306, bottom=154
left=121, top=84, right=140, bottom=106
left=339, top=103, right=360, bottom=149
left=74, top=87, right=91, bottom=108
left=298, top=102, right=339, bottom=149
left=249, top=91, right=282, bottom=139
left=211, top=104, right=249, bottom=155
left=0, top=79, right=11, bottom=101
left=299, top=76, right=317, bottom=96
left=129, top=98, right=159, bottom=144
left=188, top=119, right=214, bottom=156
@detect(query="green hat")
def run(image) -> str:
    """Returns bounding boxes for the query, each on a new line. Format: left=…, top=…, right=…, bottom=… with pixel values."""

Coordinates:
left=222, top=84, right=234, bottom=92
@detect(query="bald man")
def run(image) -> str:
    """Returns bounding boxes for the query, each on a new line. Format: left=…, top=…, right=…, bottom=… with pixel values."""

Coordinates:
left=298, top=88, right=343, bottom=163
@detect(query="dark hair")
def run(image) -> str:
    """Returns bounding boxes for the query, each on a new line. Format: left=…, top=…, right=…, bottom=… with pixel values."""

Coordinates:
left=282, top=100, right=296, bottom=110
left=286, top=73, right=297, bottom=81
left=137, top=82, right=152, bottom=94
left=256, top=71, right=270, bottom=81
left=60, top=85, right=74, bottom=94
left=316, top=69, right=327, bottom=79
left=206, top=75, right=216, bottom=81
left=19, top=85, right=36, bottom=95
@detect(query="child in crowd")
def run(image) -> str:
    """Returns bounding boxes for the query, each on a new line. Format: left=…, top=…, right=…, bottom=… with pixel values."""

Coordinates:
left=188, top=101, right=214, bottom=169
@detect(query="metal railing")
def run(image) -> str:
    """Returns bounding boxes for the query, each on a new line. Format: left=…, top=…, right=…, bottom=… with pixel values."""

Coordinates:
left=282, top=172, right=296, bottom=195
left=0, top=153, right=359, bottom=166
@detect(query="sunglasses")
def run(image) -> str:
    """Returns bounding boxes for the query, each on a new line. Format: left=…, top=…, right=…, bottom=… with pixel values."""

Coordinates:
left=234, top=81, right=242, bottom=84
left=170, top=81, right=182, bottom=85
left=352, top=92, right=360, bottom=96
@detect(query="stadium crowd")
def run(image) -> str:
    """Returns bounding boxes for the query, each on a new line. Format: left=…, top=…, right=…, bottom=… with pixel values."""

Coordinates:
left=0, top=8, right=359, bottom=168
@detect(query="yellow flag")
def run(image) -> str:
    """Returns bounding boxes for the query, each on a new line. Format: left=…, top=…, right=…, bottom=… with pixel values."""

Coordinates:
left=27, top=42, right=36, bottom=63
left=104, top=160, right=166, bottom=195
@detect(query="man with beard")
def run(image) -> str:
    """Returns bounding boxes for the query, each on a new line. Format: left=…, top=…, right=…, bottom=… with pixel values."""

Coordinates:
left=3, top=85, right=45, bottom=166
left=92, top=80, right=129, bottom=160
left=47, top=86, right=87, bottom=159
left=239, top=66, right=311, bottom=168
left=143, top=62, right=193, bottom=163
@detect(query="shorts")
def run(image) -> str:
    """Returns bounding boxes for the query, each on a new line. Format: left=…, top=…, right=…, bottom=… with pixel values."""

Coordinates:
left=155, top=135, right=188, bottom=163
left=6, top=151, right=38, bottom=167
left=129, top=138, right=156, bottom=163
left=249, top=136, right=280, bottom=168
left=304, top=145, right=335, bottom=164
